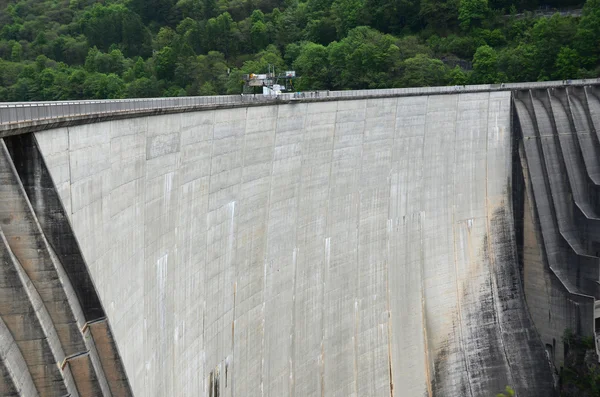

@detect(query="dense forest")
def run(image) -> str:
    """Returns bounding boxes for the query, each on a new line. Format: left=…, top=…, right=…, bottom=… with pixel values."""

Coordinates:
left=0, top=0, right=598, bottom=101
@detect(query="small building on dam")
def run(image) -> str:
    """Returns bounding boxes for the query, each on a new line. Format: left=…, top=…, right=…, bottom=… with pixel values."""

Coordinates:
left=0, top=80, right=599, bottom=396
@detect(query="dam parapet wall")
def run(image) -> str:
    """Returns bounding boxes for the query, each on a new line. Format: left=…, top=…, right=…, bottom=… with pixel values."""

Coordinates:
left=2, top=78, right=600, bottom=137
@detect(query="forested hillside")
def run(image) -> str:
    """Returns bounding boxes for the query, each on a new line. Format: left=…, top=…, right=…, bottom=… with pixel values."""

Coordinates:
left=0, top=0, right=598, bottom=100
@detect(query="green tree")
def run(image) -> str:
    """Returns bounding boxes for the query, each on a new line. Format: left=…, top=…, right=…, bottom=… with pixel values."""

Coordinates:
left=251, top=20, right=269, bottom=51
left=225, top=69, right=245, bottom=94
left=83, top=73, right=124, bottom=99
left=1, top=23, right=23, bottom=42
left=553, top=47, right=580, bottom=80
left=131, top=0, right=175, bottom=24
left=475, top=29, right=506, bottom=47
left=529, top=14, right=577, bottom=78
left=9, top=77, right=37, bottom=101
left=124, top=57, right=149, bottom=82
left=575, top=0, right=600, bottom=67
left=163, top=85, right=186, bottom=96
left=429, top=34, right=479, bottom=58
left=80, top=4, right=151, bottom=57
left=205, top=12, right=238, bottom=56
left=471, top=44, right=499, bottom=83
left=61, top=36, right=90, bottom=65
left=241, top=45, right=286, bottom=75
left=307, top=0, right=335, bottom=13
left=396, top=36, right=432, bottom=60
left=331, top=0, right=365, bottom=38
left=458, top=0, right=489, bottom=30
left=10, top=41, right=22, bottom=62
left=202, top=0, right=217, bottom=19
left=126, top=77, right=162, bottom=97
left=154, top=46, right=178, bottom=80
left=174, top=0, right=203, bottom=20
left=155, top=27, right=179, bottom=50
left=363, top=0, right=420, bottom=33
left=400, top=54, right=448, bottom=87
left=34, top=55, right=49, bottom=73
left=121, top=9, right=152, bottom=57
left=292, top=42, right=330, bottom=90
left=251, top=9, right=265, bottom=23
left=0, top=0, right=594, bottom=102
left=447, top=66, right=468, bottom=85
left=67, top=69, right=88, bottom=99
left=272, top=5, right=307, bottom=47
left=133, top=58, right=148, bottom=79
left=177, top=18, right=203, bottom=53
left=0, top=86, right=8, bottom=101
left=37, top=68, right=58, bottom=100
left=420, top=0, right=459, bottom=31
left=498, top=44, right=537, bottom=82
left=328, top=26, right=400, bottom=89
left=304, top=18, right=337, bottom=45
left=85, top=47, right=127, bottom=75
left=199, top=81, right=217, bottom=95
left=174, top=51, right=228, bottom=95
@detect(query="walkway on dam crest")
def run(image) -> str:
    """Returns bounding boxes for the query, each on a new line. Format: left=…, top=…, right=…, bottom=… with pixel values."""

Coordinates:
left=2, top=78, right=600, bottom=135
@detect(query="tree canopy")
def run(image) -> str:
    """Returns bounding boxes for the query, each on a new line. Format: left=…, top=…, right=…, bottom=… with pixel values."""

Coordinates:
left=0, top=0, right=597, bottom=101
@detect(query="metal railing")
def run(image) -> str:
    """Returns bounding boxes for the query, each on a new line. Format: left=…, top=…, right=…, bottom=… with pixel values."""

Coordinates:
left=0, top=95, right=245, bottom=126
left=1, top=78, right=599, bottom=127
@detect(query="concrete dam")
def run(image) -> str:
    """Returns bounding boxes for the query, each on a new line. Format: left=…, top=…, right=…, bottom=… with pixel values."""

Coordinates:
left=0, top=80, right=599, bottom=396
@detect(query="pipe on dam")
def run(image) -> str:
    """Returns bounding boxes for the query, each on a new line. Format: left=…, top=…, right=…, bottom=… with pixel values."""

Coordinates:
left=1, top=89, right=579, bottom=396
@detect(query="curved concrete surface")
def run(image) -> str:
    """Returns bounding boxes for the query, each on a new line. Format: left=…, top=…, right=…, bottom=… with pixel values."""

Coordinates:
left=30, top=92, right=553, bottom=396
left=514, top=87, right=600, bottom=370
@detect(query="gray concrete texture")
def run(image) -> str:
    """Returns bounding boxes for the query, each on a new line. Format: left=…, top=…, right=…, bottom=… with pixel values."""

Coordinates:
left=34, top=91, right=553, bottom=396
left=514, top=86, right=600, bottom=369
left=0, top=136, right=132, bottom=396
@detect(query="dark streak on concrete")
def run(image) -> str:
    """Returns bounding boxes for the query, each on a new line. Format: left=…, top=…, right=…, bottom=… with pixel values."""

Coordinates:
left=1, top=134, right=133, bottom=396
left=209, top=369, right=221, bottom=397
left=488, top=206, right=556, bottom=396
left=4, top=133, right=105, bottom=321
left=512, top=106, right=527, bottom=285
left=0, top=359, right=19, bottom=397
left=429, top=205, right=555, bottom=397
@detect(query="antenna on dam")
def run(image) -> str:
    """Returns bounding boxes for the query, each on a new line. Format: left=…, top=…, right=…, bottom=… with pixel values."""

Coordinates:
left=242, top=64, right=296, bottom=96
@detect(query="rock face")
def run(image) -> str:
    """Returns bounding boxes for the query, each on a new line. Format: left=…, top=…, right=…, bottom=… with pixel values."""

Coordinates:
left=0, top=89, right=569, bottom=396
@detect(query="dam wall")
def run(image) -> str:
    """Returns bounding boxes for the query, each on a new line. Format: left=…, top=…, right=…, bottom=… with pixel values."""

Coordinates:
left=514, top=86, right=600, bottom=367
left=24, top=91, right=554, bottom=396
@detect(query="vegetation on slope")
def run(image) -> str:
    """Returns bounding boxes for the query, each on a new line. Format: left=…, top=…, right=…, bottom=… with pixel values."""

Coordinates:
left=0, top=0, right=599, bottom=100
left=560, top=329, right=600, bottom=396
